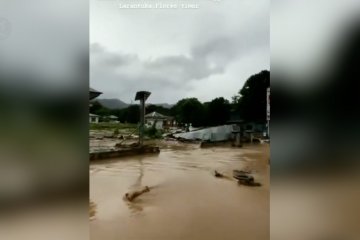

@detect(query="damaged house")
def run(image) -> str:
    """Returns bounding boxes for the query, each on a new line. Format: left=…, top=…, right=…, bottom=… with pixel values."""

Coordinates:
left=145, top=111, right=175, bottom=130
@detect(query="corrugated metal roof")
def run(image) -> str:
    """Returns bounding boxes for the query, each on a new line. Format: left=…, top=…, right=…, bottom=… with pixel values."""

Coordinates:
left=90, top=87, right=102, bottom=100
left=145, top=111, right=169, bottom=119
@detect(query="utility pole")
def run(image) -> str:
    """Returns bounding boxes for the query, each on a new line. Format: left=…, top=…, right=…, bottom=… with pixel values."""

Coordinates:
left=266, top=87, right=270, bottom=138
left=135, top=91, right=151, bottom=146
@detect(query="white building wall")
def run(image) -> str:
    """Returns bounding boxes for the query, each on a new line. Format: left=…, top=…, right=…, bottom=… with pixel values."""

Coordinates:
left=89, top=116, right=99, bottom=123
left=155, top=121, right=163, bottom=129
left=145, top=119, right=163, bottom=129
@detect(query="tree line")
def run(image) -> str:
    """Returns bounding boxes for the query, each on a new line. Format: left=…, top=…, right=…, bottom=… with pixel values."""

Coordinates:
left=90, top=70, right=270, bottom=127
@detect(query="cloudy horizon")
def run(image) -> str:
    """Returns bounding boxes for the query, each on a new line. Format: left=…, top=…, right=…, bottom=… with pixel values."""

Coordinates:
left=90, top=0, right=269, bottom=104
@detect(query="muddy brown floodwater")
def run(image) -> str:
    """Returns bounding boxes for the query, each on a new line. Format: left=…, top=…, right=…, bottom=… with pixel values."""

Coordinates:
left=90, top=142, right=269, bottom=240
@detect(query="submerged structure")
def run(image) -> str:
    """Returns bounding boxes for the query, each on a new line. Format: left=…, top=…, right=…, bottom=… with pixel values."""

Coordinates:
left=173, top=125, right=234, bottom=142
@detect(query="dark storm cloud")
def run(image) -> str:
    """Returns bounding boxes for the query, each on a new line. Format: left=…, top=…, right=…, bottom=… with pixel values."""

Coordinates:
left=90, top=0, right=270, bottom=103
left=90, top=41, right=231, bottom=102
left=90, top=25, right=269, bottom=103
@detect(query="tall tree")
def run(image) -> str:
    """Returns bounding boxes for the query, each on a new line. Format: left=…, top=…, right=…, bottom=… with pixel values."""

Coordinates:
left=207, top=97, right=231, bottom=126
left=171, top=98, right=205, bottom=127
left=146, top=104, right=172, bottom=116
left=119, top=105, right=140, bottom=124
left=233, top=70, right=270, bottom=122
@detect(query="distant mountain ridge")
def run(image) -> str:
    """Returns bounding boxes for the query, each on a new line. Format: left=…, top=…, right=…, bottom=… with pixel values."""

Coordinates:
left=97, top=98, right=129, bottom=109
left=97, top=98, right=174, bottom=109
left=150, top=103, right=174, bottom=109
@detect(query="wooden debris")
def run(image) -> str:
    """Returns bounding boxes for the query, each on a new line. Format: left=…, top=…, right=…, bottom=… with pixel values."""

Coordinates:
left=233, top=170, right=261, bottom=187
left=124, top=186, right=150, bottom=202
left=214, top=170, right=224, bottom=178
left=233, top=169, right=251, bottom=176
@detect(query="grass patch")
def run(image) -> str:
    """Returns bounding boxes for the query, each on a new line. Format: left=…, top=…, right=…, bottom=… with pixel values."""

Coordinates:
left=90, top=123, right=137, bottom=131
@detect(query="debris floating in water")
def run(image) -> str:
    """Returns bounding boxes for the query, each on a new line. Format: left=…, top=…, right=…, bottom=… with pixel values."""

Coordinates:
left=124, top=186, right=150, bottom=202
left=214, top=170, right=224, bottom=178
left=233, top=170, right=261, bottom=187
left=89, top=201, right=97, bottom=220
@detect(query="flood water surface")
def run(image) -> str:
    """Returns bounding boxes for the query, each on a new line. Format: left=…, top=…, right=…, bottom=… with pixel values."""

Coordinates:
left=90, top=142, right=269, bottom=240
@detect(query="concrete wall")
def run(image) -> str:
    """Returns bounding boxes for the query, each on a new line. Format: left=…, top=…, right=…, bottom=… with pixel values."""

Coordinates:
left=89, top=116, right=99, bottom=123
left=90, top=146, right=160, bottom=161
left=146, top=119, right=164, bottom=129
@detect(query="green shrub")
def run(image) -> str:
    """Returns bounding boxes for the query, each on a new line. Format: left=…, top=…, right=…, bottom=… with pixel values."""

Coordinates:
left=144, top=126, right=163, bottom=139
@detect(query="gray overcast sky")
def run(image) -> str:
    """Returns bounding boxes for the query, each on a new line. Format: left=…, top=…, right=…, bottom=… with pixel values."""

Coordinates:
left=90, top=0, right=269, bottom=104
